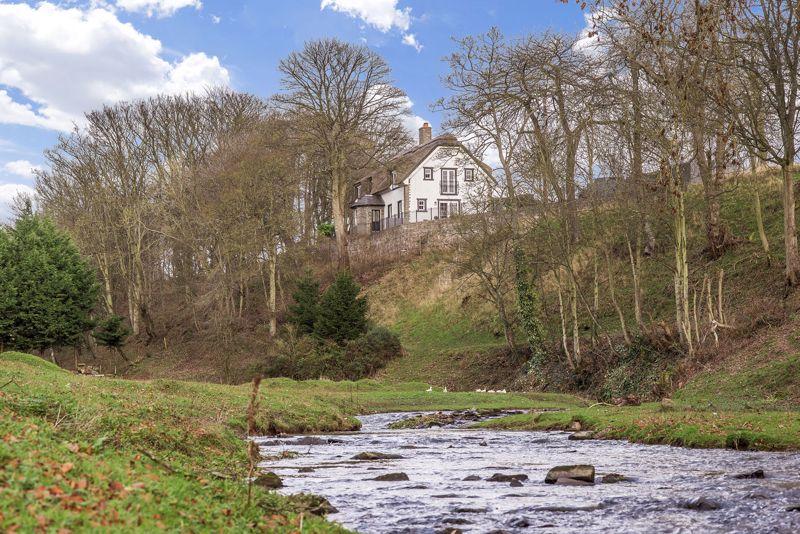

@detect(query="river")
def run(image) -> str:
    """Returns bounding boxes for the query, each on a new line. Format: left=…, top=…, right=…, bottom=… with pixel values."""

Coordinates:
left=255, top=412, right=800, bottom=533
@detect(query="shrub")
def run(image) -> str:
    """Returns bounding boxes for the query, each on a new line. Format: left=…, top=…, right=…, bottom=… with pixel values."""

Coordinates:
left=262, top=327, right=402, bottom=381
left=342, top=326, right=403, bottom=379
left=93, top=315, right=132, bottom=360
left=314, top=272, right=368, bottom=344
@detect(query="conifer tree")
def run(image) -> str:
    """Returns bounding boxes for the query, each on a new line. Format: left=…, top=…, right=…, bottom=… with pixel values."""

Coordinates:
left=314, top=271, right=368, bottom=344
left=286, top=272, right=320, bottom=335
left=0, top=212, right=98, bottom=351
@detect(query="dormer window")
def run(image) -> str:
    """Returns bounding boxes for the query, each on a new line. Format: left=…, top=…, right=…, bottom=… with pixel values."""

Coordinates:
left=423, top=167, right=433, bottom=181
left=391, top=170, right=398, bottom=186
left=464, top=168, right=475, bottom=182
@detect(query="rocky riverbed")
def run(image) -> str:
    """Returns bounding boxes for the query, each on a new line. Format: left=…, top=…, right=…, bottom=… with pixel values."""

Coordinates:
left=255, top=412, right=800, bottom=533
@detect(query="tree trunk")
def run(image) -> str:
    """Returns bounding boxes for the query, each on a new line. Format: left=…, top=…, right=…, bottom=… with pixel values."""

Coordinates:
left=331, top=166, right=350, bottom=269
left=605, top=250, right=631, bottom=345
left=693, top=128, right=727, bottom=258
left=627, top=236, right=643, bottom=329
left=782, top=163, right=800, bottom=287
left=269, top=242, right=277, bottom=338
left=751, top=156, right=770, bottom=256
left=570, top=274, right=580, bottom=366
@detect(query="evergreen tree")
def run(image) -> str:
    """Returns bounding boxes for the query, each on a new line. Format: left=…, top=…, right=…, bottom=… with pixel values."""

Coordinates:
left=286, top=272, right=320, bottom=335
left=0, top=213, right=98, bottom=351
left=93, top=315, right=131, bottom=361
left=0, top=228, right=14, bottom=351
left=314, top=271, right=368, bottom=344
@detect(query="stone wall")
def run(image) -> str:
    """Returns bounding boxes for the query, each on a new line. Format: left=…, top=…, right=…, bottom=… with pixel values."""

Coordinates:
left=349, top=218, right=458, bottom=266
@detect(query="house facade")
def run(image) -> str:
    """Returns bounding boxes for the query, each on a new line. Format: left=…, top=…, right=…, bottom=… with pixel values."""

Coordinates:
left=350, top=123, right=492, bottom=235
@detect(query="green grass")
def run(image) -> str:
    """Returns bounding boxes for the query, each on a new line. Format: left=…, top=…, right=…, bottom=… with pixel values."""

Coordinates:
left=676, top=354, right=800, bottom=411
left=0, top=351, right=581, bottom=532
left=478, top=403, right=800, bottom=450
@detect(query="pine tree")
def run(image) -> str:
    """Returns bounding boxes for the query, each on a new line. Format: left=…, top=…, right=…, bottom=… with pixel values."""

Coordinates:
left=93, top=315, right=131, bottom=361
left=314, top=271, right=368, bottom=344
left=286, top=272, right=320, bottom=335
left=0, top=212, right=98, bottom=351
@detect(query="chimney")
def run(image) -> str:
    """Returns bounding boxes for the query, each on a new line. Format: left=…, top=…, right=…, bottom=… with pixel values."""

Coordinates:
left=418, top=122, right=432, bottom=145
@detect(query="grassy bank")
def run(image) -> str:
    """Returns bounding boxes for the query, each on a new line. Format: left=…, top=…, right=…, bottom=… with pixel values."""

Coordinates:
left=0, top=351, right=579, bottom=532
left=479, top=345, right=800, bottom=451
left=478, top=404, right=800, bottom=450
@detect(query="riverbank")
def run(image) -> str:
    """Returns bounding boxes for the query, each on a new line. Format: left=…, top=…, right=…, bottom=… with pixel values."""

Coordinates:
left=0, top=351, right=576, bottom=532
left=478, top=403, right=800, bottom=450
left=4, top=349, right=798, bottom=532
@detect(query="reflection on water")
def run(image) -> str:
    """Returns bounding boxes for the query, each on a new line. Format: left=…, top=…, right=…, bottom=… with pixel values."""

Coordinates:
left=255, top=412, right=800, bottom=533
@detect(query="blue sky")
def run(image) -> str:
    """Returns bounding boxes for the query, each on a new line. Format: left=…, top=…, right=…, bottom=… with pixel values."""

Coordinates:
left=0, top=0, right=587, bottom=217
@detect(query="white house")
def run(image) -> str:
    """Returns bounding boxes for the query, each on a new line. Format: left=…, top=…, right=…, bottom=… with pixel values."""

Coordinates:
left=350, top=123, right=492, bottom=235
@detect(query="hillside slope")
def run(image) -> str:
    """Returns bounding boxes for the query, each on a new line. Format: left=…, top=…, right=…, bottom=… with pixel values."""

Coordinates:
left=366, top=172, right=800, bottom=408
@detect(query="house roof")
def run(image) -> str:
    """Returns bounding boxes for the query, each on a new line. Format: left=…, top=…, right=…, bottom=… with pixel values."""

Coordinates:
left=353, top=133, right=493, bottom=196
left=349, top=194, right=385, bottom=209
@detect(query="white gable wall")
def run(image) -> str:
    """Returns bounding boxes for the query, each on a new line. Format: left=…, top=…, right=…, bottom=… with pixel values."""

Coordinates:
left=405, top=146, right=488, bottom=222
left=380, top=185, right=404, bottom=220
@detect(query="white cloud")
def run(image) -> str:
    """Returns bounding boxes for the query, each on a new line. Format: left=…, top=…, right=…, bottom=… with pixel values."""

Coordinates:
left=0, top=183, right=36, bottom=222
left=320, top=0, right=422, bottom=51
left=115, top=0, right=202, bottom=18
left=320, top=0, right=410, bottom=32
left=0, top=2, right=230, bottom=132
left=3, top=160, right=43, bottom=179
left=211, top=14, right=221, bottom=24
left=402, top=33, right=422, bottom=52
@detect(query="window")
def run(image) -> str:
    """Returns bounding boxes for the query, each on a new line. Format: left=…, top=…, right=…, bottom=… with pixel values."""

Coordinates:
left=423, top=167, right=434, bottom=180
left=440, top=168, right=457, bottom=195
left=397, top=200, right=403, bottom=219
left=391, top=171, right=398, bottom=186
left=417, top=198, right=427, bottom=211
left=387, top=204, right=392, bottom=219
left=464, top=168, right=475, bottom=182
left=371, top=209, right=381, bottom=232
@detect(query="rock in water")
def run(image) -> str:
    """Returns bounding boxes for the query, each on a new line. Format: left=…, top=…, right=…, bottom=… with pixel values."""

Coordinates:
left=294, top=494, right=338, bottom=516
left=544, top=465, right=595, bottom=484
left=462, top=475, right=481, bottom=481
left=568, top=431, right=595, bottom=441
left=684, top=497, right=721, bottom=511
left=487, top=473, right=529, bottom=482
left=372, top=472, right=410, bottom=481
left=601, top=473, right=627, bottom=484
left=786, top=504, right=800, bottom=512
left=352, top=451, right=404, bottom=460
left=298, top=466, right=315, bottom=473
left=510, top=479, right=524, bottom=487
left=734, top=469, right=765, bottom=479
left=253, top=472, right=283, bottom=488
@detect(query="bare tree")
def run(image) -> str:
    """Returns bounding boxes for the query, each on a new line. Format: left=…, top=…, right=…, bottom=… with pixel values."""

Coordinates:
left=719, top=0, right=800, bottom=285
left=275, top=38, right=411, bottom=268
